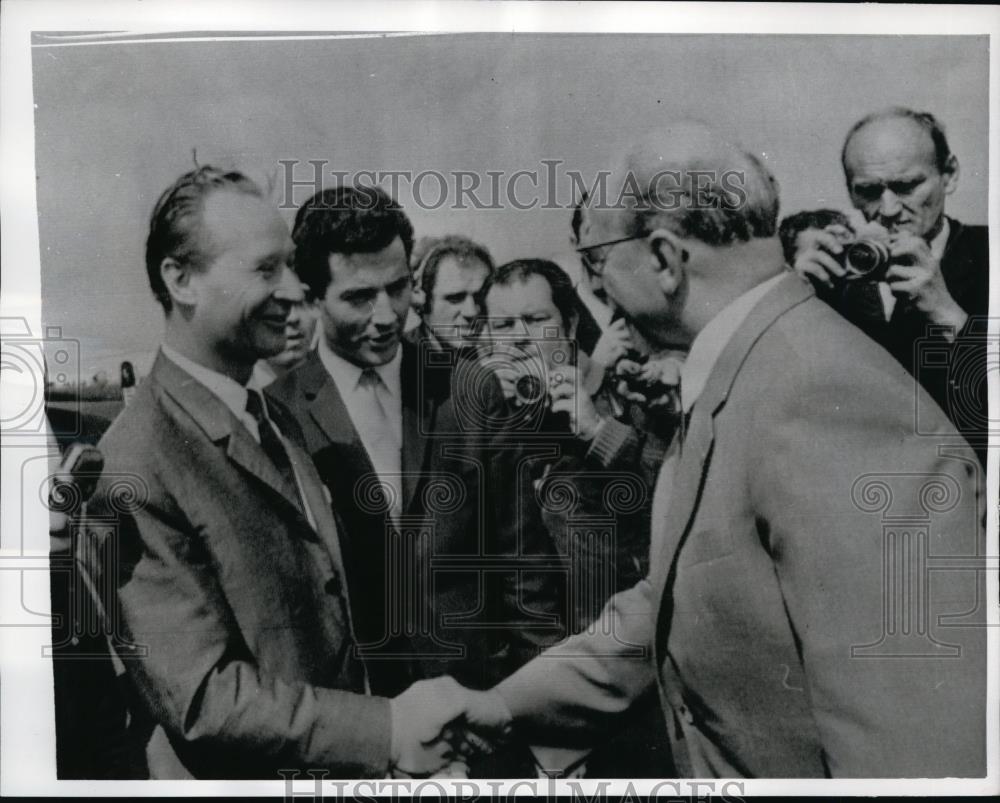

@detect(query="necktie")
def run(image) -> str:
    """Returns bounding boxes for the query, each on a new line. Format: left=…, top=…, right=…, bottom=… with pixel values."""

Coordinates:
left=358, top=369, right=403, bottom=521
left=245, top=389, right=295, bottom=492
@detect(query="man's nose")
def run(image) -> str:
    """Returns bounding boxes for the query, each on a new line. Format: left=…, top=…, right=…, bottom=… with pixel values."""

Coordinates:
left=371, top=290, right=396, bottom=325
left=459, top=295, right=478, bottom=320
left=273, top=265, right=302, bottom=298
left=878, top=188, right=902, bottom=219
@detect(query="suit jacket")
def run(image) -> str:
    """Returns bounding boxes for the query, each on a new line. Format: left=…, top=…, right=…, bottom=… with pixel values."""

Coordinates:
left=499, top=273, right=986, bottom=778
left=268, top=338, right=566, bottom=691
left=85, top=352, right=390, bottom=779
left=573, top=292, right=604, bottom=357
left=832, top=217, right=988, bottom=463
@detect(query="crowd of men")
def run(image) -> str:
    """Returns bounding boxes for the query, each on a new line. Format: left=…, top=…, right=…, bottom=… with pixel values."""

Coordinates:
left=49, top=106, right=988, bottom=780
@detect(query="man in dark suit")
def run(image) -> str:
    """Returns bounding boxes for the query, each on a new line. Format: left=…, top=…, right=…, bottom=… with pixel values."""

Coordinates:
left=459, top=122, right=986, bottom=778
left=790, top=108, right=989, bottom=463
left=84, top=167, right=483, bottom=779
left=481, top=257, right=675, bottom=777
left=268, top=187, right=565, bottom=697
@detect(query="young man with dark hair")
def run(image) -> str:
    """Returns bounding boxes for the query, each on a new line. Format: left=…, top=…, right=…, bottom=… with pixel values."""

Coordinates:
left=268, top=186, right=566, bottom=701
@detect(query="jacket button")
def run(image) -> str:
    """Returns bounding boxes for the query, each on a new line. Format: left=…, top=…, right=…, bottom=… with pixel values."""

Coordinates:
left=325, top=576, right=341, bottom=595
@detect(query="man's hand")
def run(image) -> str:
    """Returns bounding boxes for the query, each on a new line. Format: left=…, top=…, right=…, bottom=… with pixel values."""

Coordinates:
left=549, top=365, right=605, bottom=442
left=614, top=355, right=683, bottom=412
left=885, top=231, right=968, bottom=333
left=389, top=677, right=467, bottom=777
left=589, top=318, right=634, bottom=375
left=448, top=687, right=515, bottom=758
left=790, top=224, right=854, bottom=290
left=389, top=677, right=514, bottom=777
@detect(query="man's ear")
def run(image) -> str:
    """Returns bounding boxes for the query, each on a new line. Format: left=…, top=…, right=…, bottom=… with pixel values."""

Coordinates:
left=565, top=310, right=579, bottom=341
left=160, top=257, right=199, bottom=308
left=647, top=227, right=688, bottom=297
left=942, top=153, right=960, bottom=196
left=411, top=283, right=427, bottom=313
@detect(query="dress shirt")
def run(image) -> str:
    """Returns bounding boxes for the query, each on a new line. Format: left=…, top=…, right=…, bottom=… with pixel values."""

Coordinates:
left=650, top=272, right=787, bottom=538
left=160, top=345, right=318, bottom=529
left=248, top=359, right=279, bottom=391
left=875, top=216, right=950, bottom=321
left=317, top=337, right=404, bottom=513
left=161, top=345, right=261, bottom=441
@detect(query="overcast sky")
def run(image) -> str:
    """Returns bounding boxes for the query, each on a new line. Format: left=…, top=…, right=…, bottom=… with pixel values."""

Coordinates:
left=31, top=33, right=989, bottom=379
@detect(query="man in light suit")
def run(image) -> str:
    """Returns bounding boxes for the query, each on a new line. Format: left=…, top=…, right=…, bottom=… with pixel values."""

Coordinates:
left=268, top=187, right=565, bottom=697
left=462, top=122, right=986, bottom=778
left=85, top=167, right=482, bottom=779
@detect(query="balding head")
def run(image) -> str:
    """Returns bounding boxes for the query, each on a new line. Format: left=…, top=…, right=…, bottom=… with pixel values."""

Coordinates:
left=610, top=121, right=781, bottom=246
left=840, top=108, right=958, bottom=239
left=581, top=121, right=786, bottom=348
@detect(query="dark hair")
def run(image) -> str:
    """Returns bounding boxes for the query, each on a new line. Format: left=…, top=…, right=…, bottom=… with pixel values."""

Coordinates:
left=570, top=192, right=589, bottom=243
left=777, top=209, right=853, bottom=265
left=415, top=236, right=494, bottom=313
left=291, top=185, right=414, bottom=300
left=145, top=166, right=264, bottom=311
left=482, top=259, right=578, bottom=334
left=842, top=107, right=953, bottom=174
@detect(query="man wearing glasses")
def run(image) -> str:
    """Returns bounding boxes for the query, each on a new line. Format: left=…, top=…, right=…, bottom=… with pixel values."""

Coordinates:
left=458, top=121, right=985, bottom=779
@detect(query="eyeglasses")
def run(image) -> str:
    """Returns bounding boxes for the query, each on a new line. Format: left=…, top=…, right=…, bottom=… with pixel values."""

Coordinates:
left=575, top=233, right=648, bottom=276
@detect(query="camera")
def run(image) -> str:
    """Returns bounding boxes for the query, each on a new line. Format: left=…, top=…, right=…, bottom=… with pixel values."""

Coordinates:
left=1, top=317, right=81, bottom=444
left=477, top=324, right=578, bottom=435
left=514, top=374, right=547, bottom=407
left=842, top=237, right=893, bottom=282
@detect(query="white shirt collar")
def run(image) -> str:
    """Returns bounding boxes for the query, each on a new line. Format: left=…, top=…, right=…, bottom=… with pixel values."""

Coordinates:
left=317, top=335, right=402, bottom=399
left=680, top=272, right=786, bottom=413
left=160, top=344, right=251, bottom=423
left=248, top=360, right=279, bottom=391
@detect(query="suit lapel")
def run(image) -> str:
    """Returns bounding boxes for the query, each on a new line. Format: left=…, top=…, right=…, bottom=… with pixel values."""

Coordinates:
left=298, top=350, right=392, bottom=517
left=151, top=351, right=305, bottom=522
left=299, top=352, right=363, bottom=449
left=400, top=340, right=438, bottom=512
left=653, top=274, right=815, bottom=646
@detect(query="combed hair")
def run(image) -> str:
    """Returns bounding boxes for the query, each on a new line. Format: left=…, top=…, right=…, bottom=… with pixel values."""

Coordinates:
left=415, top=236, right=495, bottom=313
left=570, top=192, right=589, bottom=242
left=482, top=258, right=578, bottom=333
left=145, top=166, right=264, bottom=311
left=841, top=107, right=953, bottom=174
left=777, top=209, right=853, bottom=265
left=291, top=185, right=414, bottom=300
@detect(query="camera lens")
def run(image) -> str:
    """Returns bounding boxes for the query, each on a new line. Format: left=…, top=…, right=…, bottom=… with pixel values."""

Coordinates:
left=845, top=239, right=891, bottom=279
left=514, top=374, right=546, bottom=406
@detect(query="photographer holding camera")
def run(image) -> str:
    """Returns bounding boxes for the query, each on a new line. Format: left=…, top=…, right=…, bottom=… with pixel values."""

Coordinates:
left=789, top=108, right=988, bottom=463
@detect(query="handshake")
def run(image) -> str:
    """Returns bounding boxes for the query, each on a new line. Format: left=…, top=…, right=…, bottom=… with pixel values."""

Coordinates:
left=388, top=676, right=515, bottom=778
